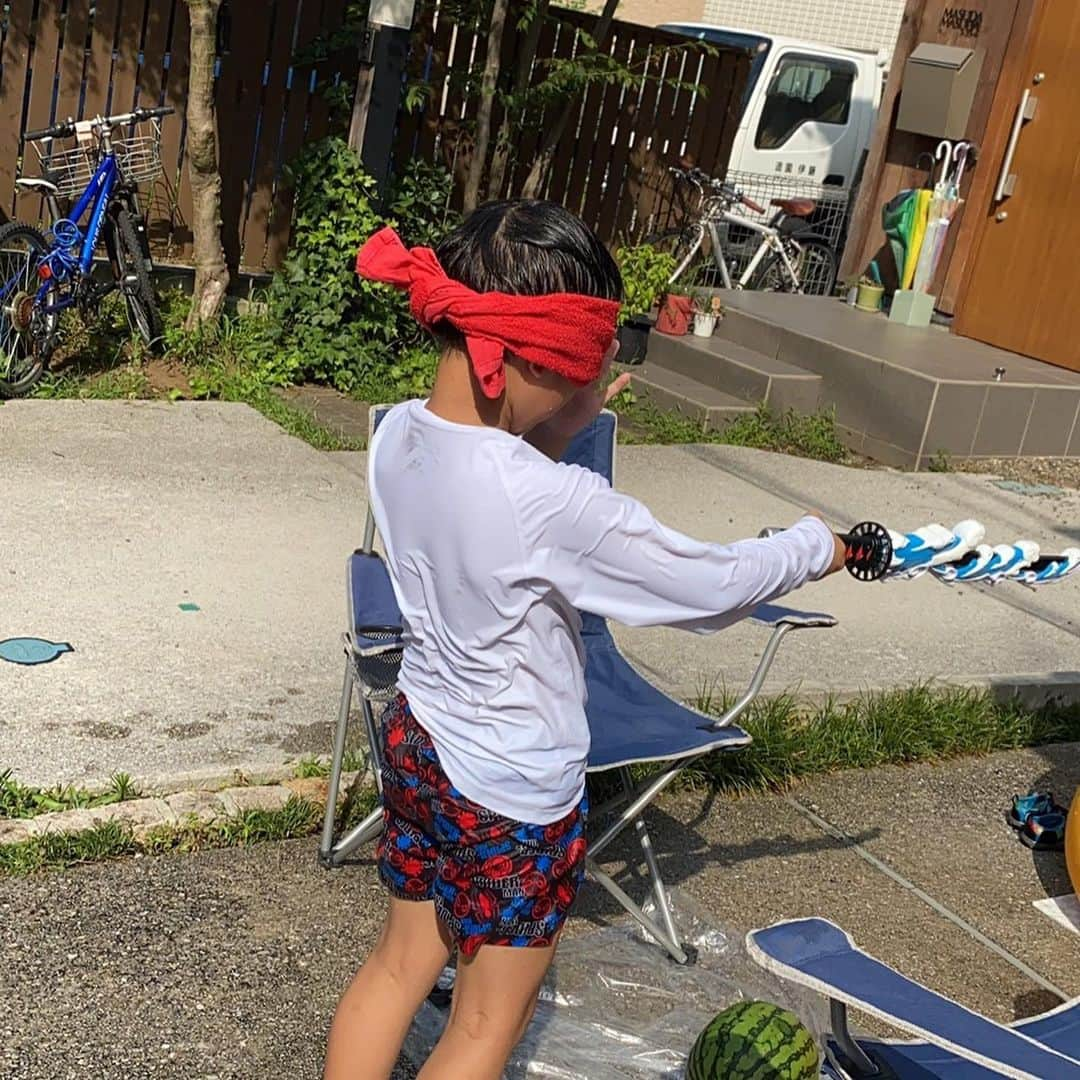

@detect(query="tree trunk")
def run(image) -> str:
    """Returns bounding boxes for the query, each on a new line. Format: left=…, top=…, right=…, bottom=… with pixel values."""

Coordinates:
left=462, top=0, right=510, bottom=212
left=520, top=0, right=618, bottom=199
left=184, top=0, right=230, bottom=331
left=486, top=0, right=549, bottom=201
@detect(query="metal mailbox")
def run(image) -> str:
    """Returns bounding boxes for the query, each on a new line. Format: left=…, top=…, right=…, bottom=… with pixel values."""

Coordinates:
left=897, top=43, right=983, bottom=140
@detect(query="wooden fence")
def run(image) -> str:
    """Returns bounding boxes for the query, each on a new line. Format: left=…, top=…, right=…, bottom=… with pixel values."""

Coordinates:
left=0, top=0, right=356, bottom=273
left=394, top=5, right=752, bottom=245
left=0, top=2, right=748, bottom=274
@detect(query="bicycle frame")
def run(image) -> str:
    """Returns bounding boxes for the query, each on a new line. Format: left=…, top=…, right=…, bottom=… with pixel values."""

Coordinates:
left=672, top=201, right=804, bottom=293
left=34, top=152, right=119, bottom=312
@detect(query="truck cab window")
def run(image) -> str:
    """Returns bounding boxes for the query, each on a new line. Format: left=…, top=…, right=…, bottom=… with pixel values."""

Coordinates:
left=755, top=55, right=856, bottom=149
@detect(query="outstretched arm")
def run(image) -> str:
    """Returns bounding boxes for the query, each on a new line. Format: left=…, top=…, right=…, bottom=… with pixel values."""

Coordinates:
left=520, top=467, right=845, bottom=632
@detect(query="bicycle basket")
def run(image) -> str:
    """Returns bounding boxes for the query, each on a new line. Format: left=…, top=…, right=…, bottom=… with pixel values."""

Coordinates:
left=30, top=141, right=99, bottom=198
left=115, top=117, right=164, bottom=186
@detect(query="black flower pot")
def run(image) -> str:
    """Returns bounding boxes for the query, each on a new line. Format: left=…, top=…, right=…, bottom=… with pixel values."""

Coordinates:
left=617, top=317, right=651, bottom=365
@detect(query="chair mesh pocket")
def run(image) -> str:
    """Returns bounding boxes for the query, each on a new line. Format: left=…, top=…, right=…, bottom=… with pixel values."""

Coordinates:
left=352, top=629, right=403, bottom=700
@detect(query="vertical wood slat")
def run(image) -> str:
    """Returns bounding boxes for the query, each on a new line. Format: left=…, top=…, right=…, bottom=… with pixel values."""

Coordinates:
left=136, top=0, right=173, bottom=108
left=414, top=14, right=455, bottom=166
left=613, top=42, right=664, bottom=242
left=81, top=0, right=122, bottom=119
left=265, top=0, right=326, bottom=270
left=554, top=25, right=602, bottom=215
left=596, top=30, right=651, bottom=241
left=156, top=2, right=190, bottom=260
left=25, top=2, right=63, bottom=133
left=440, top=17, right=483, bottom=197
left=55, top=1, right=91, bottom=121
left=392, top=1, right=436, bottom=173
left=0, top=0, right=34, bottom=220
left=506, top=14, right=559, bottom=197
left=306, top=0, right=349, bottom=140
left=579, top=30, right=634, bottom=231
left=241, top=0, right=302, bottom=269
left=110, top=0, right=149, bottom=116
left=215, top=0, right=276, bottom=269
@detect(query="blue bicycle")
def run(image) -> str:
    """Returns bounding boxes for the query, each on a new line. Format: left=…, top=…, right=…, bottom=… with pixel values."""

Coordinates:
left=0, top=106, right=174, bottom=397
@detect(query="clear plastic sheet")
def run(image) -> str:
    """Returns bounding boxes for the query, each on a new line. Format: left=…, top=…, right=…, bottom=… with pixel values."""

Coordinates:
left=402, top=889, right=828, bottom=1078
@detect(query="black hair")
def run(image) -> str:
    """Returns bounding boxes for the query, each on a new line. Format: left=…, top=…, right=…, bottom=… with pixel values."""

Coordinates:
left=435, top=200, right=622, bottom=303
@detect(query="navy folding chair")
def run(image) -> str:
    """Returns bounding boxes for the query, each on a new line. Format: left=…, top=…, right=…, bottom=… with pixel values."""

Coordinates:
left=320, top=408, right=837, bottom=963
left=748, top=918, right=1080, bottom=1079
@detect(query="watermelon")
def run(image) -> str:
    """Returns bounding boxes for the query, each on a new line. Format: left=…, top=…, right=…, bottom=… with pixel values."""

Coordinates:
left=686, top=1000, right=820, bottom=1080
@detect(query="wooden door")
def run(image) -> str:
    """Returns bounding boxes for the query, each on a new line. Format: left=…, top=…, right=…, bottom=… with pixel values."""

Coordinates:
left=955, top=0, right=1080, bottom=370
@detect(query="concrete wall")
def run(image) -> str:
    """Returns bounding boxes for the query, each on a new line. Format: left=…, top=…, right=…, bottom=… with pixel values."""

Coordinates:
left=700, top=0, right=906, bottom=54
left=574, top=0, right=706, bottom=28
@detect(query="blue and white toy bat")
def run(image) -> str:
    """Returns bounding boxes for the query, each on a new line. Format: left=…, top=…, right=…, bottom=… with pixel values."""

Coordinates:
left=885, top=520, right=985, bottom=579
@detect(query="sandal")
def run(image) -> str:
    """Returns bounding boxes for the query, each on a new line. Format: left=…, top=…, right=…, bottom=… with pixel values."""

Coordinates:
left=1019, top=810, right=1067, bottom=851
left=1008, top=791, right=1057, bottom=829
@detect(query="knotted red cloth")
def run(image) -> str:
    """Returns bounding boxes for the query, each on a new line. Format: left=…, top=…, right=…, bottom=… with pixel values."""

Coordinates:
left=356, top=227, right=620, bottom=399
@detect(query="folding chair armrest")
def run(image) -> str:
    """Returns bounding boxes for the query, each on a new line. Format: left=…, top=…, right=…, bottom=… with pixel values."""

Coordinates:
left=710, top=606, right=836, bottom=730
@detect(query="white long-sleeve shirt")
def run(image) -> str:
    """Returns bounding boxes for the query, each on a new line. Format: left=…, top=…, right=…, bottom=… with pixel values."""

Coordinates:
left=368, top=400, right=835, bottom=823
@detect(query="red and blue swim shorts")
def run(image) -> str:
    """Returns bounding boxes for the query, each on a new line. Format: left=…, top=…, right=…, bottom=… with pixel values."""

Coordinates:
left=376, top=695, right=588, bottom=957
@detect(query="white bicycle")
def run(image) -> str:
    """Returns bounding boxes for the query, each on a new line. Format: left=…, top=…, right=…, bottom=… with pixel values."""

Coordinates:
left=647, top=166, right=838, bottom=296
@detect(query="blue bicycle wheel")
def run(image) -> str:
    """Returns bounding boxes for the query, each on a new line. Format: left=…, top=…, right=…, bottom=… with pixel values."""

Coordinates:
left=0, top=222, right=59, bottom=398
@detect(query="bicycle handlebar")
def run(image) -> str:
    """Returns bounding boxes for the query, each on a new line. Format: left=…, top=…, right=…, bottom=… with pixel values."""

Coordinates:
left=23, top=106, right=174, bottom=143
left=668, top=165, right=767, bottom=214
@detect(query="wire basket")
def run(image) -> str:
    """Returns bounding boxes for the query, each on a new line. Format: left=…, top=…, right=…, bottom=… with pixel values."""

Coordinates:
left=25, top=117, right=164, bottom=197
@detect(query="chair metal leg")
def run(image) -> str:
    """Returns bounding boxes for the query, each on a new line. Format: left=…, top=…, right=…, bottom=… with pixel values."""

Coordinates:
left=619, top=768, right=679, bottom=953
left=360, top=694, right=384, bottom=798
left=319, top=660, right=356, bottom=866
left=586, top=858, right=688, bottom=964
left=326, top=805, right=384, bottom=866
left=830, top=1000, right=881, bottom=1077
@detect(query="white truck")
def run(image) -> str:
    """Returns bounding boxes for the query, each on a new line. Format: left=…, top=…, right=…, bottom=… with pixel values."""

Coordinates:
left=659, top=24, right=886, bottom=255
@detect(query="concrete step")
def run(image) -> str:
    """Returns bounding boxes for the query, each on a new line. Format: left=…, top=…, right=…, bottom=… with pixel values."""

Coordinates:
left=646, top=329, right=822, bottom=413
left=627, top=363, right=756, bottom=432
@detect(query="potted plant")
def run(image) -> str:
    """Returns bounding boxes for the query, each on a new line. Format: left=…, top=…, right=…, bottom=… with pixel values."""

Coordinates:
left=655, top=291, right=693, bottom=336
left=615, top=244, right=677, bottom=363
left=691, top=289, right=723, bottom=337
left=855, top=274, right=885, bottom=313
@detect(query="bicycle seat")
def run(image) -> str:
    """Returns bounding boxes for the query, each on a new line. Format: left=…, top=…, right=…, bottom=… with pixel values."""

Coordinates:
left=770, top=197, right=816, bottom=217
left=15, top=178, right=59, bottom=196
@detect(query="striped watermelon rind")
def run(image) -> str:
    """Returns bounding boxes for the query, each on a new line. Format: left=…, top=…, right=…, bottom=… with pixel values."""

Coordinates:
left=686, top=1000, right=820, bottom=1080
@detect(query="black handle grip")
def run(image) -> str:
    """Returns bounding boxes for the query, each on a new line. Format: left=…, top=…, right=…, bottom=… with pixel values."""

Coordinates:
left=24, top=120, right=75, bottom=141
left=135, top=106, right=175, bottom=120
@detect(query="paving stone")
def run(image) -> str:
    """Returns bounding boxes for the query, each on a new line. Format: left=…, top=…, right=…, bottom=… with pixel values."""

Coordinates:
left=216, top=784, right=293, bottom=816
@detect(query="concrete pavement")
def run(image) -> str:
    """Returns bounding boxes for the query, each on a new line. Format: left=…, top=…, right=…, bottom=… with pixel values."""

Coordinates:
left=2, top=400, right=1078, bottom=789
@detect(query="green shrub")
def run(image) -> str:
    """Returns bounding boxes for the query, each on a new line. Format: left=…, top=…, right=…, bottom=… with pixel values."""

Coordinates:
left=260, top=140, right=456, bottom=392
left=616, top=244, right=676, bottom=323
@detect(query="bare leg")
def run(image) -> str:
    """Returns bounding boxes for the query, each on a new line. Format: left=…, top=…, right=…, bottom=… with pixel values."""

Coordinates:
left=324, top=897, right=453, bottom=1080
left=417, top=939, right=557, bottom=1080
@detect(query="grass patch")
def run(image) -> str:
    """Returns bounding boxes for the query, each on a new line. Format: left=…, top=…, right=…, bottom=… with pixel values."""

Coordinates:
left=615, top=393, right=847, bottom=463
left=293, top=750, right=366, bottom=779
left=0, top=770, right=139, bottom=819
left=0, top=792, right=371, bottom=877
left=686, top=684, right=1080, bottom=795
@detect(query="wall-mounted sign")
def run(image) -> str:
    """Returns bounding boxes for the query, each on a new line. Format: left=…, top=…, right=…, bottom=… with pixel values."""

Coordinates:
left=940, top=8, right=983, bottom=38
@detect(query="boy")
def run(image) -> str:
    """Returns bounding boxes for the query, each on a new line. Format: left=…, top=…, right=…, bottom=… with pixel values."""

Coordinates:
left=324, top=200, right=845, bottom=1079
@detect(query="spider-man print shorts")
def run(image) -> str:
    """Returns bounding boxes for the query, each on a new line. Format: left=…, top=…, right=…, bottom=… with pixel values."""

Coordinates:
left=376, top=695, right=588, bottom=958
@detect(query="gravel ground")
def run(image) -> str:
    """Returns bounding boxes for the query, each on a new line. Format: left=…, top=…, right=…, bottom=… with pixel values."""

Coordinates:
left=0, top=841, right=404, bottom=1080
left=2, top=748, right=1077, bottom=1078
left=954, top=456, right=1080, bottom=491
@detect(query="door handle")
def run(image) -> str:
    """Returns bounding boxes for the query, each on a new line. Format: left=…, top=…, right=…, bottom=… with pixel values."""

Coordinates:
left=994, top=90, right=1038, bottom=203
